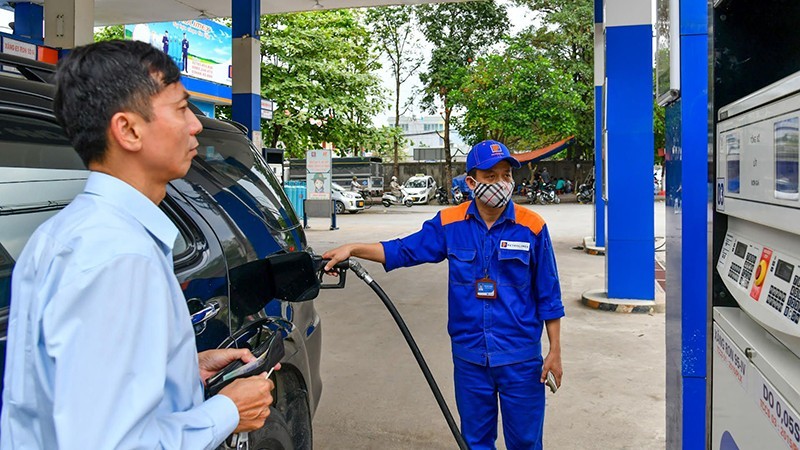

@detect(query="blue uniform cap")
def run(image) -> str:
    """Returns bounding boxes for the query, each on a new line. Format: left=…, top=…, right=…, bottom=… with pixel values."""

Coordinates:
left=466, top=140, right=522, bottom=172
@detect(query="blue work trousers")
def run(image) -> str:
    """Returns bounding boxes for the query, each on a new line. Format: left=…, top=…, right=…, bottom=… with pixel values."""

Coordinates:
left=453, top=356, right=545, bottom=450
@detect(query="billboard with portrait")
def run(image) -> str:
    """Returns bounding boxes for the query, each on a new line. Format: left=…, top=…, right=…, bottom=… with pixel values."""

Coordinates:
left=306, top=150, right=332, bottom=200
left=125, top=19, right=232, bottom=86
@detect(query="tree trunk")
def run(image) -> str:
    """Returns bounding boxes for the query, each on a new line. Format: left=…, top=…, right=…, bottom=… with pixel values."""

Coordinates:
left=270, top=124, right=283, bottom=149
left=443, top=95, right=453, bottom=200
left=393, top=68, right=401, bottom=178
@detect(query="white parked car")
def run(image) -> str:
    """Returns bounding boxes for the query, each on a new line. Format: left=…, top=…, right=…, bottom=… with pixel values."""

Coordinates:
left=404, top=175, right=437, bottom=204
left=332, top=182, right=365, bottom=214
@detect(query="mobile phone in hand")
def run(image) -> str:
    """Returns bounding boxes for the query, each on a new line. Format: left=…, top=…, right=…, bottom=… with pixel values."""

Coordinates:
left=545, top=371, right=558, bottom=393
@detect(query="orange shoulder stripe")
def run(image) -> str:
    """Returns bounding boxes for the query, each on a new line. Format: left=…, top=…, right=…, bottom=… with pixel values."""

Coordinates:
left=440, top=201, right=472, bottom=226
left=514, top=204, right=545, bottom=234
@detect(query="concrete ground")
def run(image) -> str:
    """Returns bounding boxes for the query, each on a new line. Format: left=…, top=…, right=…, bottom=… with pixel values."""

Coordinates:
left=305, top=199, right=667, bottom=449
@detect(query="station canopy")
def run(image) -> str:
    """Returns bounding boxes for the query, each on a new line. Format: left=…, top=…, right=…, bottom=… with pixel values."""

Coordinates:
left=0, top=0, right=460, bottom=26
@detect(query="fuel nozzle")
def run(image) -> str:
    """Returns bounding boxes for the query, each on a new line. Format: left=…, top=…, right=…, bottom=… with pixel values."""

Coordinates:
left=312, top=255, right=350, bottom=289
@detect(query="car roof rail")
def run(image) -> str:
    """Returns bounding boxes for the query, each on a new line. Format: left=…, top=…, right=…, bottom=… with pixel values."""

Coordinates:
left=217, top=118, right=249, bottom=135
left=0, top=53, right=56, bottom=83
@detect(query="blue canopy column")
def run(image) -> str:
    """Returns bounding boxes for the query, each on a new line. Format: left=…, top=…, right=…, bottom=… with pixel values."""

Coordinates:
left=13, top=2, right=43, bottom=42
left=665, top=0, right=709, bottom=447
left=582, top=0, right=655, bottom=311
left=592, top=0, right=605, bottom=248
left=231, top=0, right=262, bottom=149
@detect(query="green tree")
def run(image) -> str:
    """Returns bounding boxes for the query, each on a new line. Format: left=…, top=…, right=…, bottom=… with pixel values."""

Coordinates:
left=416, top=0, right=508, bottom=187
left=365, top=5, right=423, bottom=178
left=259, top=10, right=387, bottom=158
left=455, top=35, right=581, bottom=153
left=516, top=0, right=594, bottom=160
left=94, top=25, right=124, bottom=42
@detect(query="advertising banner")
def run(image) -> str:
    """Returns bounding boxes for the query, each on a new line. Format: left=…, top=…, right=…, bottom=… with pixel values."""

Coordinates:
left=306, top=150, right=332, bottom=200
left=126, top=19, right=232, bottom=86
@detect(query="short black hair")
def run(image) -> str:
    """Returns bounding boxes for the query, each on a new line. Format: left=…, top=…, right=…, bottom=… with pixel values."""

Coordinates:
left=53, top=40, right=181, bottom=165
left=467, top=169, right=477, bottom=178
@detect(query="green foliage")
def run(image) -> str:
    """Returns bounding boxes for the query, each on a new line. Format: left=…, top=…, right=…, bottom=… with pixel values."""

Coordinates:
left=455, top=35, right=581, bottom=152
left=259, top=10, right=387, bottom=158
left=653, top=99, right=666, bottom=164
left=93, top=25, right=124, bottom=42
left=360, top=126, right=409, bottom=160
left=416, top=0, right=508, bottom=184
left=514, top=0, right=594, bottom=160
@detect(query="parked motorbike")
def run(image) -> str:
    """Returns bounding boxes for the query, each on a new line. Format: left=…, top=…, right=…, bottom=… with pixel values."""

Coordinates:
left=528, top=182, right=559, bottom=205
left=435, top=187, right=450, bottom=205
left=382, top=187, right=414, bottom=207
left=577, top=182, right=594, bottom=204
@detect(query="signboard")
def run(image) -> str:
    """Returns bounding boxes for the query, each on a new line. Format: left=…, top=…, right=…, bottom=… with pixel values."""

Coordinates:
left=261, top=99, right=274, bottom=120
left=0, top=35, right=59, bottom=75
left=126, top=19, right=232, bottom=86
left=2, top=37, right=35, bottom=59
left=306, top=149, right=332, bottom=200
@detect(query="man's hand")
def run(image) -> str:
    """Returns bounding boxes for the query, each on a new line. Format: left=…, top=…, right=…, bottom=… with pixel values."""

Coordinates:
left=322, top=244, right=354, bottom=272
left=219, top=374, right=276, bottom=433
left=198, top=348, right=255, bottom=383
left=540, top=350, right=563, bottom=388
left=321, top=243, right=385, bottom=271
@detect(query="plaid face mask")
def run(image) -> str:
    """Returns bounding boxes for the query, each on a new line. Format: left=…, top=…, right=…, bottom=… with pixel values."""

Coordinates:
left=470, top=178, right=515, bottom=208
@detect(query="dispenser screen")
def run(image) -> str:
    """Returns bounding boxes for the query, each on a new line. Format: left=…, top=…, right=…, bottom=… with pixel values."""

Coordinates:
left=726, top=133, right=740, bottom=194
left=776, top=259, right=795, bottom=283
left=734, top=241, right=748, bottom=258
left=774, top=117, right=799, bottom=198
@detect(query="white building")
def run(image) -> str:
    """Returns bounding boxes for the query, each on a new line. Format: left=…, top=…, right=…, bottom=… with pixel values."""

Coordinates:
left=387, top=115, right=470, bottom=162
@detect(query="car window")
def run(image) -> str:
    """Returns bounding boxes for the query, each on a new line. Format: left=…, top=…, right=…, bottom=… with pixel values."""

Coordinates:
left=405, top=179, right=427, bottom=188
left=0, top=112, right=89, bottom=313
left=332, top=182, right=345, bottom=192
left=194, top=129, right=300, bottom=233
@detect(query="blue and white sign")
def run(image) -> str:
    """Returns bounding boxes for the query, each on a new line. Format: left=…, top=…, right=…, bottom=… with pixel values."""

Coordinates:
left=126, top=19, right=232, bottom=86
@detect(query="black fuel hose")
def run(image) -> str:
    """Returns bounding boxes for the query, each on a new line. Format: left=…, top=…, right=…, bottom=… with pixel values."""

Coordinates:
left=341, top=259, right=470, bottom=450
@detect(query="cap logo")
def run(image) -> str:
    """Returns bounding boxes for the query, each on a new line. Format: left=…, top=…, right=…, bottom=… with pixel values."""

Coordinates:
left=490, top=144, right=503, bottom=155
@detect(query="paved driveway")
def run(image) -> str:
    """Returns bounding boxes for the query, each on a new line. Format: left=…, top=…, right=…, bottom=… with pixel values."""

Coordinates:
left=306, top=201, right=666, bottom=449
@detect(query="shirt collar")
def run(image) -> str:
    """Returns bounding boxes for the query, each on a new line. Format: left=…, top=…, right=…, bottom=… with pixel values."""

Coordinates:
left=83, top=172, right=179, bottom=252
left=466, top=200, right=517, bottom=227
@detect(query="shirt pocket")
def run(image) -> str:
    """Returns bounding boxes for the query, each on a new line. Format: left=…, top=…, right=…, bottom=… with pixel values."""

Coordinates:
left=498, top=248, right=531, bottom=287
left=448, top=248, right=476, bottom=285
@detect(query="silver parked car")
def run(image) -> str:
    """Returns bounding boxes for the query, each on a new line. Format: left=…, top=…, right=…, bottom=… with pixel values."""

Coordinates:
left=332, top=182, right=366, bottom=214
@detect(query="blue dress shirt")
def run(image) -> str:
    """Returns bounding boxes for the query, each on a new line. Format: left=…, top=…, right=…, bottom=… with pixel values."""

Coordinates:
left=382, top=201, right=565, bottom=367
left=1, top=172, right=238, bottom=449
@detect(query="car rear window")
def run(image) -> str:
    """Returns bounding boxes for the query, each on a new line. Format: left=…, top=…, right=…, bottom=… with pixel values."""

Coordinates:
left=193, top=129, right=300, bottom=232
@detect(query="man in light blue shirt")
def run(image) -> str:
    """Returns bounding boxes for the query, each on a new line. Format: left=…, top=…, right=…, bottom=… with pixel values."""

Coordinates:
left=1, top=40, right=276, bottom=449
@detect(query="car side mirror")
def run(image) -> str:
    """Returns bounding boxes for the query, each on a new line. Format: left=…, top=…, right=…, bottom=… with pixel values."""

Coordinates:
left=229, top=252, right=321, bottom=316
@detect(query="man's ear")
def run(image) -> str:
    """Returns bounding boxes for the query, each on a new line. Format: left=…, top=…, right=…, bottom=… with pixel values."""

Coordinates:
left=465, top=175, right=477, bottom=190
left=108, top=111, right=143, bottom=153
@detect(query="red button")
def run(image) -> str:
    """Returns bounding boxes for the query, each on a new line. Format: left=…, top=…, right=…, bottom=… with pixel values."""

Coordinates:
left=755, top=265, right=762, bottom=281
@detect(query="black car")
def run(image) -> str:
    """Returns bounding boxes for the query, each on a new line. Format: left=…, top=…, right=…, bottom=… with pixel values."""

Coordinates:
left=0, top=54, right=321, bottom=450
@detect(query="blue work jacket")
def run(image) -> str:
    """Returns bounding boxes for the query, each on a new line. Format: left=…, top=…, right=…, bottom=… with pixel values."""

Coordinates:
left=382, top=201, right=564, bottom=367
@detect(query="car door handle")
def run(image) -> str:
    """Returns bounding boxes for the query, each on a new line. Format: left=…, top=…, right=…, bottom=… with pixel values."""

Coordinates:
left=191, top=300, right=221, bottom=326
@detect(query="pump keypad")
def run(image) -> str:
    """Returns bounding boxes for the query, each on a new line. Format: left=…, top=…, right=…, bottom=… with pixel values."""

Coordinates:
left=729, top=262, right=742, bottom=282
left=741, top=253, right=758, bottom=288
left=767, top=286, right=787, bottom=313
left=785, top=276, right=800, bottom=324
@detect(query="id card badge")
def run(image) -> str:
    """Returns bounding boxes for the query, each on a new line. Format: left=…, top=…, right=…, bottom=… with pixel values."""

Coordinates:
left=476, top=277, right=497, bottom=300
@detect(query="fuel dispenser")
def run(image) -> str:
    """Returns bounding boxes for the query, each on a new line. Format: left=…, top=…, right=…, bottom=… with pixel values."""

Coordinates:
left=712, top=74, right=800, bottom=449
